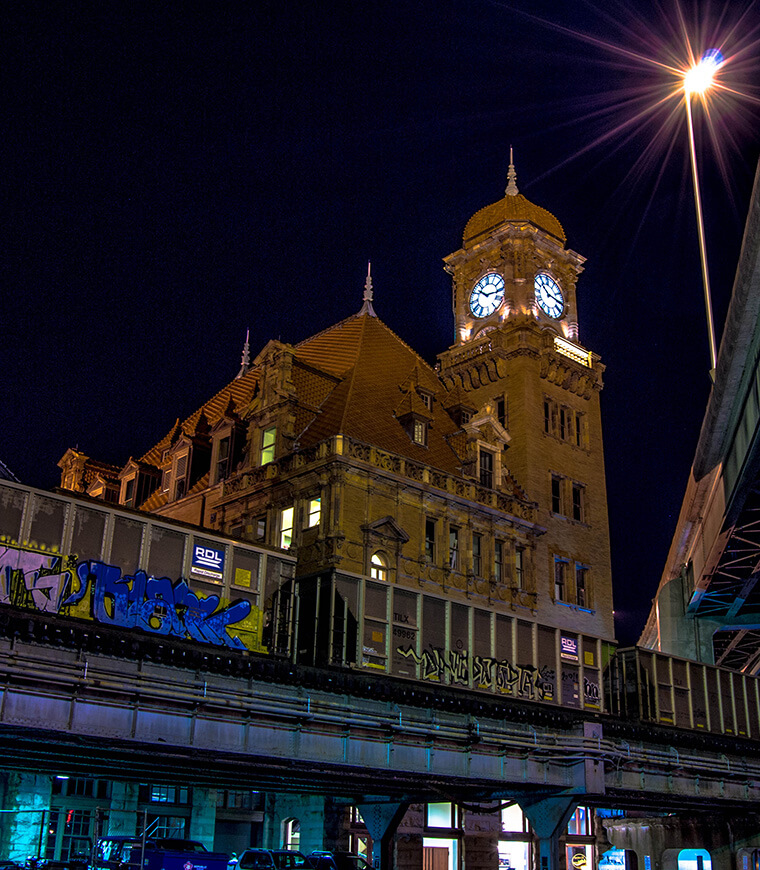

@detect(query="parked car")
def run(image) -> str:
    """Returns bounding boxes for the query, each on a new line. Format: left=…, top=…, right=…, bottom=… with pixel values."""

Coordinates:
left=93, top=837, right=229, bottom=870
left=306, top=853, right=372, bottom=870
left=238, top=850, right=309, bottom=870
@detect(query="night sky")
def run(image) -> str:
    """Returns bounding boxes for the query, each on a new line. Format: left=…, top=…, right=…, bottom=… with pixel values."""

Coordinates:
left=4, top=2, right=760, bottom=645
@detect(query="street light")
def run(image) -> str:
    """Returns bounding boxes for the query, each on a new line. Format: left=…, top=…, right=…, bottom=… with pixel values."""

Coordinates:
left=683, top=49, right=724, bottom=381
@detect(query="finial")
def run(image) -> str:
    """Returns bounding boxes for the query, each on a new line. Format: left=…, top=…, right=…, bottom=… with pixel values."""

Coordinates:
left=359, top=261, right=377, bottom=316
left=505, top=147, right=518, bottom=196
left=236, top=328, right=251, bottom=379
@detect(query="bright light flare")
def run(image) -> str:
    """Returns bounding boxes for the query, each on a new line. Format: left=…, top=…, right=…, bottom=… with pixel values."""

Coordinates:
left=684, top=49, right=725, bottom=94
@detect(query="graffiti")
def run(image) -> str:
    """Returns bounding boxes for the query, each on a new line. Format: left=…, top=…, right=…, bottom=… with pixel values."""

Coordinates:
left=0, top=543, right=261, bottom=651
left=584, top=676, right=600, bottom=706
left=397, top=644, right=554, bottom=701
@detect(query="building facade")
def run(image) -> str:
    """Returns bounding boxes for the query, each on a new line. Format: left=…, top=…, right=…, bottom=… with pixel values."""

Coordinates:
left=54, top=165, right=615, bottom=867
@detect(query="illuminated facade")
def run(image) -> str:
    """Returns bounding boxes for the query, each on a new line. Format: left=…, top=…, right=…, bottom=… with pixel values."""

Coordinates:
left=56, top=164, right=614, bottom=866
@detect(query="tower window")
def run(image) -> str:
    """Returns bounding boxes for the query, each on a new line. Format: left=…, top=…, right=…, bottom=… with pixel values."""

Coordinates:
left=576, top=565, right=589, bottom=607
left=496, top=396, right=507, bottom=428
left=479, top=449, right=494, bottom=488
left=575, top=412, right=585, bottom=448
left=261, top=426, right=276, bottom=465
left=551, top=475, right=563, bottom=514
left=554, top=557, right=568, bottom=602
left=425, top=519, right=436, bottom=562
left=472, top=533, right=482, bottom=576
left=449, top=526, right=459, bottom=570
left=572, top=483, right=584, bottom=522
left=280, top=506, right=294, bottom=550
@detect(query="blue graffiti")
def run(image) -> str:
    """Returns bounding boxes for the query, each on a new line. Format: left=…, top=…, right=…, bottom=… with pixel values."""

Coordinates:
left=65, top=561, right=252, bottom=649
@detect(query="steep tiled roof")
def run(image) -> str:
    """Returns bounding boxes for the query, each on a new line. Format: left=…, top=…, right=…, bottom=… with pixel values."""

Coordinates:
left=295, top=314, right=463, bottom=472
left=139, top=369, right=261, bottom=467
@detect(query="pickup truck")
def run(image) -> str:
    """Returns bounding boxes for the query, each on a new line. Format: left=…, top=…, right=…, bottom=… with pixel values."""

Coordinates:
left=93, top=837, right=230, bottom=870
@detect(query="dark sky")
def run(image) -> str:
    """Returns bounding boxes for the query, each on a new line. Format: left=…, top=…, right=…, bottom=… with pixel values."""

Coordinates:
left=4, top=1, right=760, bottom=645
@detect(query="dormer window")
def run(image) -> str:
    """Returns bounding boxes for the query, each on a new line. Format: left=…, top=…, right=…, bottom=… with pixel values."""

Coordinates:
left=123, top=477, right=135, bottom=508
left=174, top=452, right=189, bottom=500
left=413, top=420, right=428, bottom=446
left=261, top=427, right=276, bottom=465
left=418, top=390, right=433, bottom=411
left=479, top=449, right=494, bottom=488
left=216, top=436, right=231, bottom=482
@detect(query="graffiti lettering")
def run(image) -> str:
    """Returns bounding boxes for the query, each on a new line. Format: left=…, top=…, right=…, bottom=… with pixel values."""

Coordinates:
left=397, top=645, right=554, bottom=701
left=0, top=544, right=258, bottom=651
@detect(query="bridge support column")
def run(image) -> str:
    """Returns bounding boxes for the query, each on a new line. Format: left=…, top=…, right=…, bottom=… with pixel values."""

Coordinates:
left=190, top=787, right=217, bottom=851
left=520, top=796, right=577, bottom=870
left=264, top=794, right=327, bottom=853
left=107, top=782, right=139, bottom=835
left=357, top=798, right=409, bottom=870
left=0, top=772, right=51, bottom=863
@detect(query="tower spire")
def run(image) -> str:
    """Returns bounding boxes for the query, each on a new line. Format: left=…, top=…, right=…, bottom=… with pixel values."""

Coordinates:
left=236, top=328, right=251, bottom=378
left=359, top=261, right=377, bottom=316
left=505, top=146, right=519, bottom=196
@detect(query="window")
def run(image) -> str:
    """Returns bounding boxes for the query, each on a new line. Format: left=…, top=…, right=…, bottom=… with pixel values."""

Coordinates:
left=123, top=477, right=135, bottom=508
left=460, top=410, right=471, bottom=424
left=494, top=540, right=504, bottom=583
left=479, top=449, right=494, bottom=488
left=419, top=391, right=433, bottom=410
left=496, top=396, right=507, bottom=428
left=425, top=519, right=436, bottom=562
left=306, top=497, right=321, bottom=527
left=255, top=515, right=267, bottom=541
left=280, top=507, right=294, bottom=549
left=370, top=552, right=388, bottom=581
left=567, top=806, right=591, bottom=836
left=283, top=819, right=300, bottom=850
left=551, top=475, right=563, bottom=514
left=149, top=785, right=189, bottom=804
left=449, top=526, right=459, bottom=570
left=575, top=412, right=585, bottom=448
left=554, top=557, right=568, bottom=601
left=261, top=426, right=276, bottom=464
left=515, top=546, right=524, bottom=589
left=544, top=399, right=555, bottom=434
left=426, top=803, right=458, bottom=829
left=413, top=419, right=428, bottom=445
left=216, top=436, right=231, bottom=483
left=560, top=407, right=568, bottom=441
left=472, top=534, right=482, bottom=576
left=572, top=483, right=584, bottom=522
left=162, top=467, right=172, bottom=494
left=501, top=803, right=529, bottom=833
left=174, top=453, right=189, bottom=500
left=576, top=565, right=589, bottom=607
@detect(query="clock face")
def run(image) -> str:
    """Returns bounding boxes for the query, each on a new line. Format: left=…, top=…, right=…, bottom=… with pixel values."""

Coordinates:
left=469, top=273, right=505, bottom=318
left=534, top=273, right=564, bottom=318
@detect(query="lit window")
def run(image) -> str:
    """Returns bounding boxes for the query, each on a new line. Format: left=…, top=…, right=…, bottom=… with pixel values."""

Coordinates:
left=449, top=526, right=459, bottom=570
left=413, top=419, right=428, bottom=445
left=551, top=475, right=563, bottom=514
left=472, top=534, right=482, bottom=576
left=479, top=449, right=494, bottom=488
left=572, top=483, right=584, bottom=522
left=494, top=540, right=503, bottom=583
left=501, top=803, right=529, bottom=833
left=554, top=557, right=568, bottom=601
left=283, top=818, right=300, bottom=850
left=567, top=806, right=591, bottom=836
left=306, top=497, right=321, bottom=527
left=425, top=519, right=436, bottom=562
left=426, top=803, right=457, bottom=829
left=576, top=565, right=589, bottom=608
left=370, top=552, right=388, bottom=581
left=515, top=546, right=524, bottom=589
left=261, top=426, right=276, bottom=464
left=280, top=507, right=294, bottom=549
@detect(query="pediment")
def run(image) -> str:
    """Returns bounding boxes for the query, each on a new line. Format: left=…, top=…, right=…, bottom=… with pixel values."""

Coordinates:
left=362, top=515, right=410, bottom=544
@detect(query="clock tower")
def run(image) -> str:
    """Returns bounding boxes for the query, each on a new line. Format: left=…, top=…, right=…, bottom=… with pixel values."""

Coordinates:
left=438, top=159, right=614, bottom=640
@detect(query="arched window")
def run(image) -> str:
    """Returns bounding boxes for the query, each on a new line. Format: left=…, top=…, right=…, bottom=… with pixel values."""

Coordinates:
left=283, top=818, right=300, bottom=850
left=370, top=552, right=388, bottom=581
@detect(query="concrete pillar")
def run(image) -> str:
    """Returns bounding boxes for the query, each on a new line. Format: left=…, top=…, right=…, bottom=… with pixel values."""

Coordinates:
left=520, top=796, right=577, bottom=870
left=0, top=772, right=51, bottom=863
left=264, top=794, right=326, bottom=854
left=108, top=782, right=140, bottom=836
left=190, top=788, right=217, bottom=851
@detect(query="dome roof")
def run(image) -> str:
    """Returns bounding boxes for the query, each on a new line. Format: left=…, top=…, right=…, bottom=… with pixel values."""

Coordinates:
left=463, top=192, right=566, bottom=246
